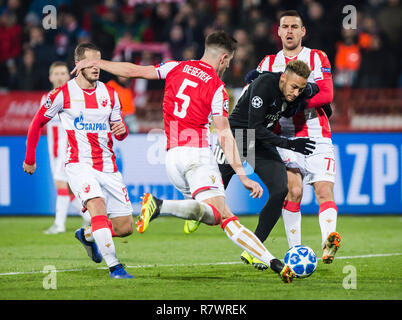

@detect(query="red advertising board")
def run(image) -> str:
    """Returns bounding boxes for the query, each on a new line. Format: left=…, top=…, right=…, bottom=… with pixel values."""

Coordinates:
left=0, top=91, right=46, bottom=135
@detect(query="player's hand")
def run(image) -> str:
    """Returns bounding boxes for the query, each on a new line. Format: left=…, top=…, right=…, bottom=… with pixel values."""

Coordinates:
left=286, top=138, right=316, bottom=155
left=239, top=176, right=263, bottom=199
left=71, top=58, right=98, bottom=76
left=23, top=162, right=36, bottom=175
left=110, top=121, right=127, bottom=136
left=304, top=82, right=319, bottom=98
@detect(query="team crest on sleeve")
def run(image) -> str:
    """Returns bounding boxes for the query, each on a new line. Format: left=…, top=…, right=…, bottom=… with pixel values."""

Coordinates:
left=251, top=96, right=263, bottom=108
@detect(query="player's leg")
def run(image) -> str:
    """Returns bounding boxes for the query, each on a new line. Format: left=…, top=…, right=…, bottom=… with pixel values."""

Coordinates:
left=68, top=186, right=91, bottom=227
left=282, top=168, right=303, bottom=248
left=252, top=158, right=288, bottom=243
left=212, top=197, right=295, bottom=283
left=44, top=180, right=69, bottom=234
left=313, top=181, right=341, bottom=263
left=305, top=140, right=340, bottom=263
left=239, top=157, right=288, bottom=269
left=183, top=161, right=236, bottom=234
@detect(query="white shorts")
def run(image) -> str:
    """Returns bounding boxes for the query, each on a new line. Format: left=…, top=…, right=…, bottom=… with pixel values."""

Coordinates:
left=65, top=163, right=133, bottom=219
left=277, top=137, right=336, bottom=185
left=47, top=122, right=68, bottom=182
left=165, top=147, right=225, bottom=201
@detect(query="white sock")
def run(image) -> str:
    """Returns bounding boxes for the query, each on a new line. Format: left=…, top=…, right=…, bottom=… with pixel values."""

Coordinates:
left=92, top=227, right=120, bottom=268
left=222, top=217, right=275, bottom=267
left=282, top=201, right=301, bottom=248
left=160, top=200, right=219, bottom=225
left=84, top=226, right=94, bottom=242
left=318, top=201, right=338, bottom=248
left=54, top=195, right=69, bottom=229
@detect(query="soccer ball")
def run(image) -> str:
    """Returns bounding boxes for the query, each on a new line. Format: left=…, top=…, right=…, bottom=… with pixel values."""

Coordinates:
left=284, top=245, right=317, bottom=278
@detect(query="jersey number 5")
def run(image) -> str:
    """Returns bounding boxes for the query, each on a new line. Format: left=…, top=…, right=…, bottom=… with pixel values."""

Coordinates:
left=173, top=78, right=198, bottom=118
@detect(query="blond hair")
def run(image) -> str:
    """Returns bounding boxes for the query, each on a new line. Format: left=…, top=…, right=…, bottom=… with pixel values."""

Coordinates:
left=49, top=61, right=68, bottom=75
left=285, top=60, right=311, bottom=79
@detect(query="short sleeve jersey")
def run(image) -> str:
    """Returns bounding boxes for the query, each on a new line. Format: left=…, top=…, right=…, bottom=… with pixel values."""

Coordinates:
left=43, top=79, right=123, bottom=172
left=155, top=60, right=229, bottom=149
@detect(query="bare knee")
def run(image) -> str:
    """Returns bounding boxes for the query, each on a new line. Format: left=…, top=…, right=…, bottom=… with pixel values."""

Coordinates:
left=287, top=185, right=302, bottom=202
left=86, top=197, right=107, bottom=216
left=314, top=182, right=334, bottom=205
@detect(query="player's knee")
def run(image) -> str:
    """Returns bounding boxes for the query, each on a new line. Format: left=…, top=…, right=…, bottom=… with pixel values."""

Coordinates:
left=287, top=185, right=303, bottom=202
left=316, top=189, right=333, bottom=204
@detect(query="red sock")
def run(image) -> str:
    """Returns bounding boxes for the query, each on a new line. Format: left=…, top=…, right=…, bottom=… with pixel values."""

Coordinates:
left=107, top=219, right=118, bottom=237
left=207, top=204, right=222, bottom=226
left=91, top=215, right=117, bottom=237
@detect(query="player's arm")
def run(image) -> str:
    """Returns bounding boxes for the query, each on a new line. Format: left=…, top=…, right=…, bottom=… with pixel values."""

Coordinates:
left=72, top=59, right=158, bottom=80
left=23, top=90, right=63, bottom=174
left=109, top=89, right=129, bottom=141
left=248, top=80, right=315, bottom=155
left=305, top=50, right=333, bottom=109
left=213, top=115, right=263, bottom=199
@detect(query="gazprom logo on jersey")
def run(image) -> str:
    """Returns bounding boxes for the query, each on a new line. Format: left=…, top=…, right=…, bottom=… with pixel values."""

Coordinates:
left=74, top=112, right=107, bottom=131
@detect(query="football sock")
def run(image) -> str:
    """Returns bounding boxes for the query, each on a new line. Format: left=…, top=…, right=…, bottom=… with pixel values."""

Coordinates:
left=84, top=218, right=117, bottom=242
left=222, top=216, right=275, bottom=268
left=282, top=200, right=302, bottom=248
left=318, top=201, right=338, bottom=248
left=91, top=215, right=119, bottom=268
left=54, top=188, right=69, bottom=229
left=160, top=200, right=220, bottom=225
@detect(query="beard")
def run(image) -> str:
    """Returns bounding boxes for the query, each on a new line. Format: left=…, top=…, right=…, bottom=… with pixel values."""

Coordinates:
left=82, top=69, right=99, bottom=83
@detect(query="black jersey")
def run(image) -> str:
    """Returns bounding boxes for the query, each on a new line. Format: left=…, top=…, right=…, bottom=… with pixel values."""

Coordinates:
left=229, top=72, right=317, bottom=151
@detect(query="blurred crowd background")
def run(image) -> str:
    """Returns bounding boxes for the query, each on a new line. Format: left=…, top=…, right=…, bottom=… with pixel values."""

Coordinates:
left=1, top=0, right=402, bottom=131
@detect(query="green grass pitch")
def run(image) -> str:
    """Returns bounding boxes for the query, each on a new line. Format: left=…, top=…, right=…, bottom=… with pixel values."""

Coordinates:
left=0, top=215, right=401, bottom=300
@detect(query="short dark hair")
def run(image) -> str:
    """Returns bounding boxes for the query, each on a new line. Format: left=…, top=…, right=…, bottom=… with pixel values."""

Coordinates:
left=279, top=10, right=304, bottom=26
left=205, top=31, right=237, bottom=54
left=74, top=42, right=100, bottom=61
left=49, top=61, right=68, bottom=74
left=285, top=60, right=311, bottom=79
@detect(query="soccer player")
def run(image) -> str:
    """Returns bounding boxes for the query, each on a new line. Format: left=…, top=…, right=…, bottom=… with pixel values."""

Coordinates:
left=204, top=60, right=319, bottom=270
left=23, top=43, right=134, bottom=279
left=72, top=31, right=296, bottom=283
left=256, top=10, right=341, bottom=264
left=41, top=61, right=91, bottom=234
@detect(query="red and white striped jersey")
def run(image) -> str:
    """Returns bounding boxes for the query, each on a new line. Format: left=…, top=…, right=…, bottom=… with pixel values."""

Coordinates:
left=42, top=79, right=122, bottom=172
left=154, top=60, right=229, bottom=149
left=257, top=47, right=332, bottom=138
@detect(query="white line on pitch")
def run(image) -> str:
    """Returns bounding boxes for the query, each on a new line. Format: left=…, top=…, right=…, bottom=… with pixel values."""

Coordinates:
left=0, top=253, right=401, bottom=276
